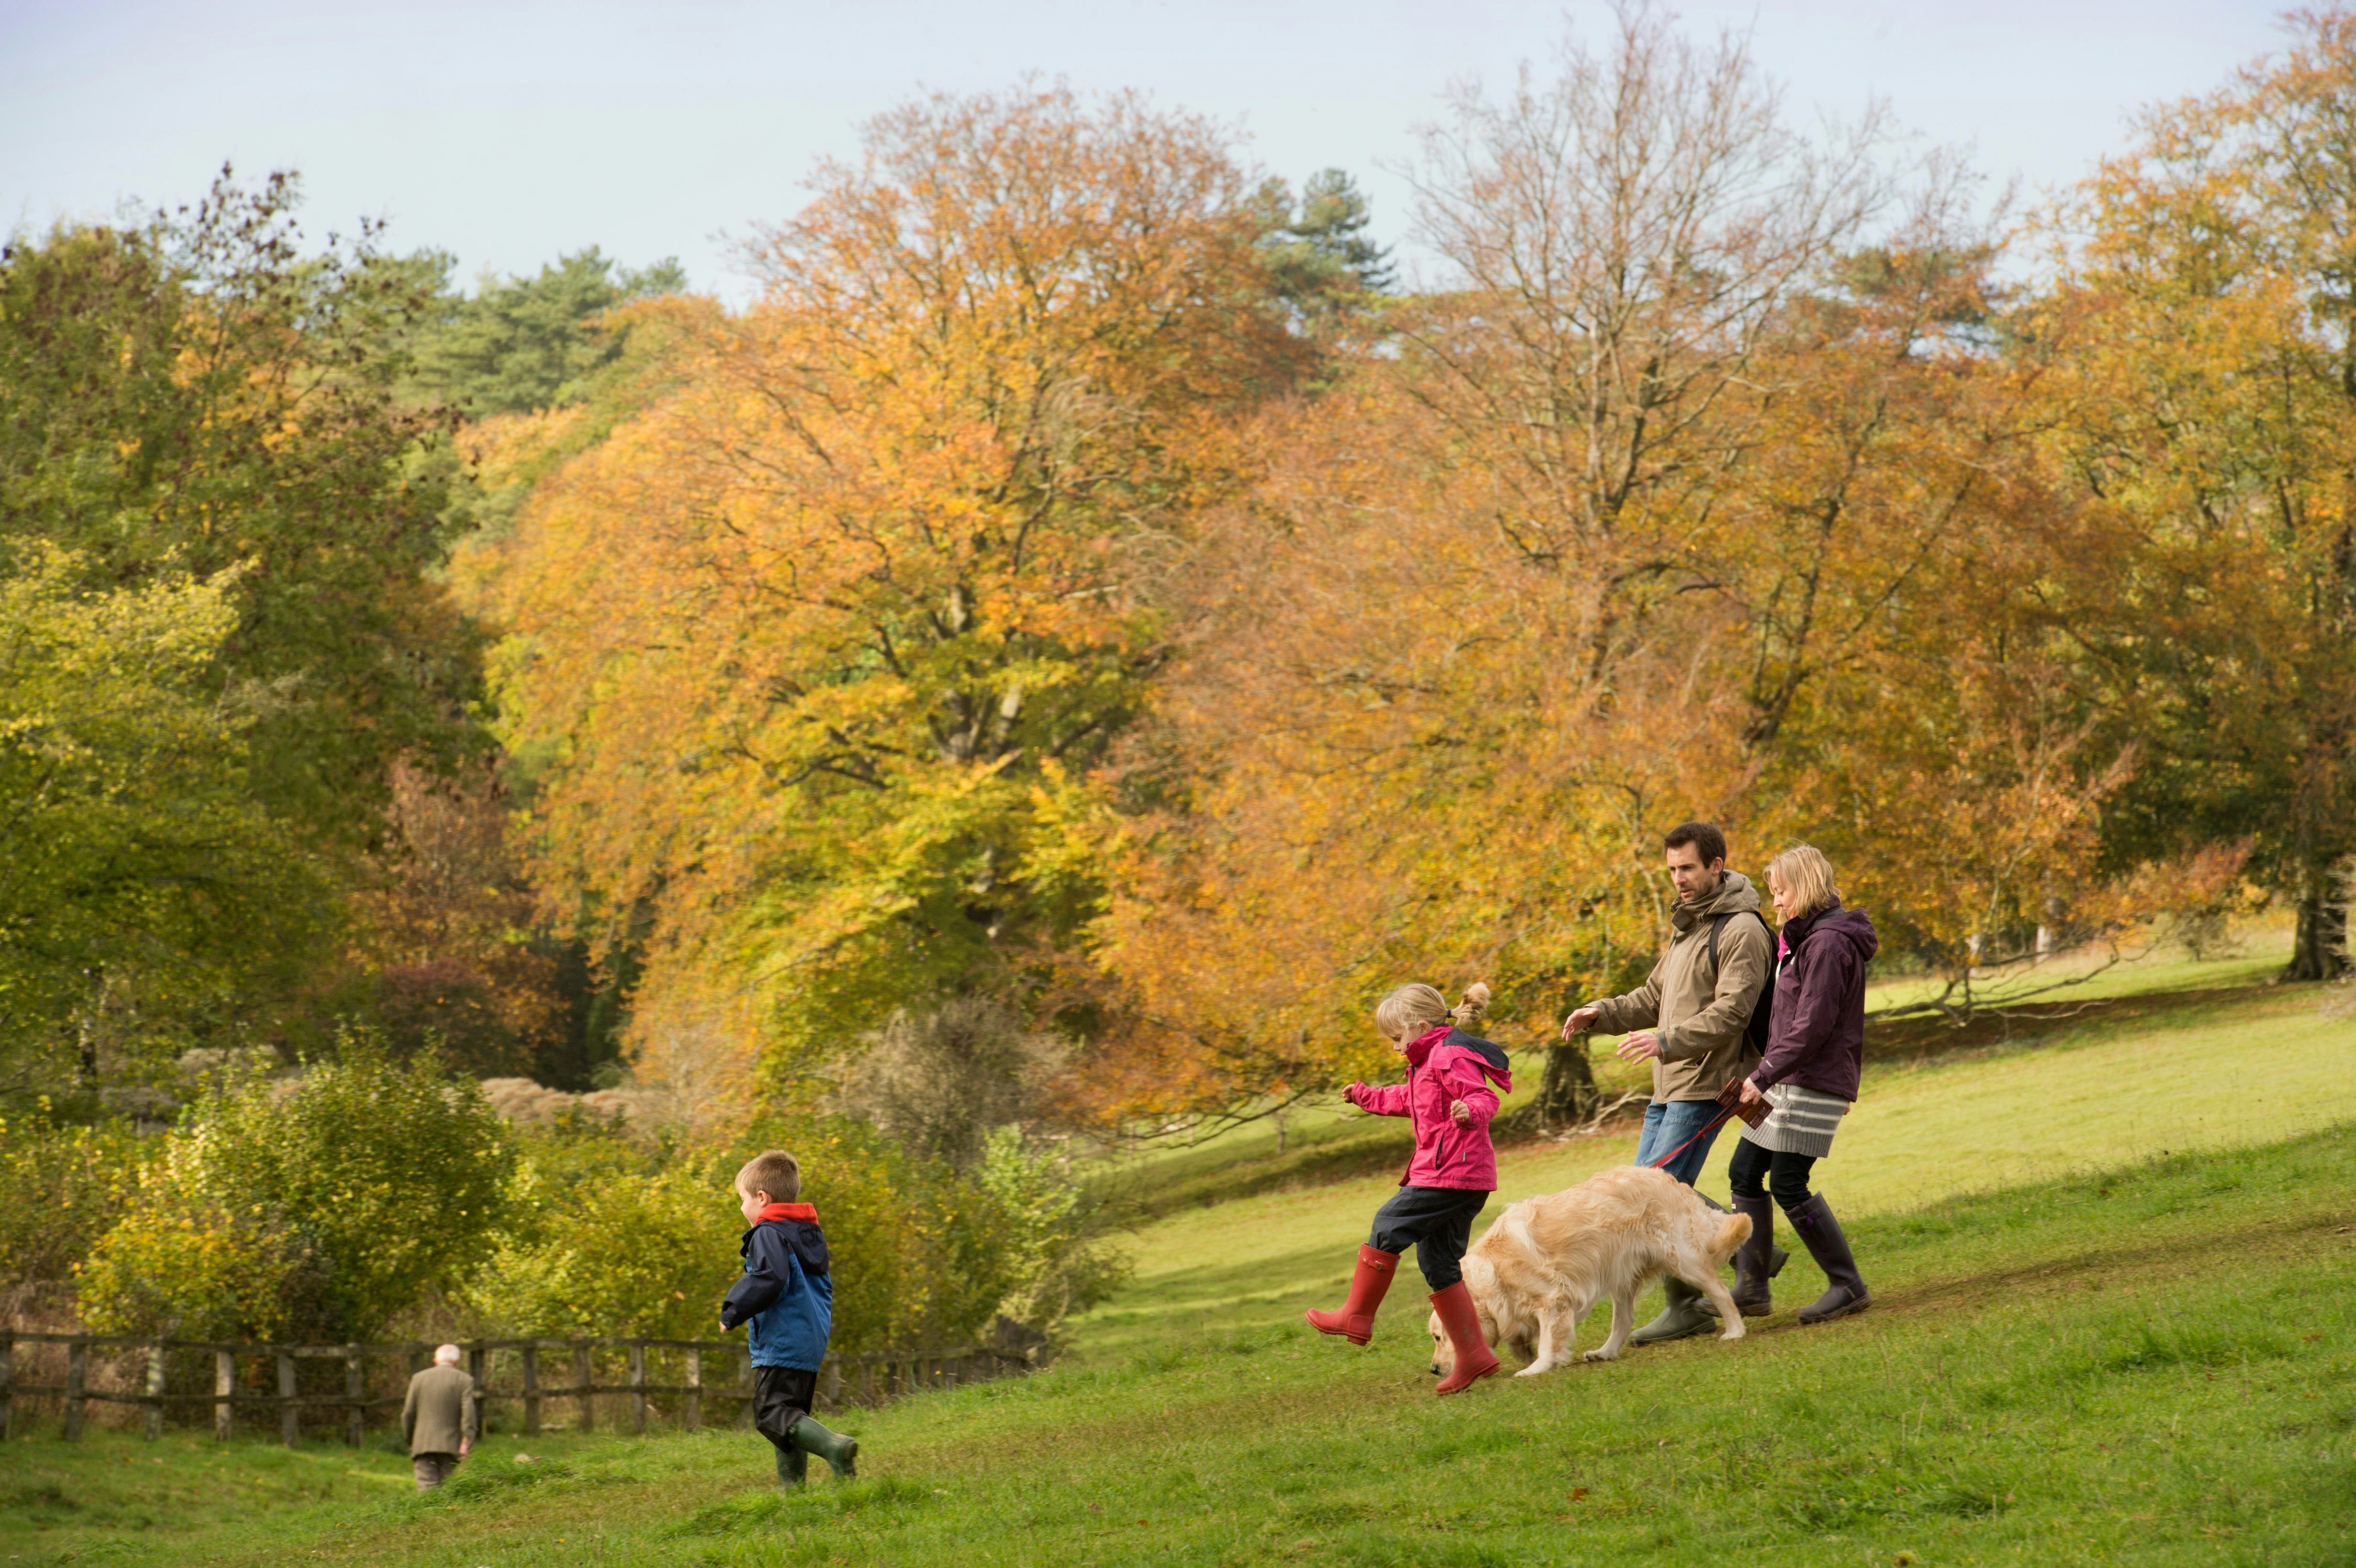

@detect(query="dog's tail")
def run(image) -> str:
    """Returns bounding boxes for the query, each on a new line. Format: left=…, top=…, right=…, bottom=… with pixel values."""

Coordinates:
left=1710, top=1211, right=1753, bottom=1263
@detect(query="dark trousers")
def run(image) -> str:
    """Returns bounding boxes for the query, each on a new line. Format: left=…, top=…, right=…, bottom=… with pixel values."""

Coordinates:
left=752, top=1365, right=818, bottom=1451
left=1368, top=1185, right=1490, bottom=1290
left=1728, top=1139, right=1818, bottom=1212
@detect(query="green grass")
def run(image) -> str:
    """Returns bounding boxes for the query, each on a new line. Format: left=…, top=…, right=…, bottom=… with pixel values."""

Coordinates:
left=5, top=1126, right=2352, bottom=1566
left=6, top=945, right=2351, bottom=1567
left=1074, top=971, right=2350, bottom=1364
left=1089, top=924, right=2299, bottom=1223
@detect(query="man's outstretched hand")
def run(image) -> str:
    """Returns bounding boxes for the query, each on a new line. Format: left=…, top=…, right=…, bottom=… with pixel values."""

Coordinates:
left=1614, top=1030, right=1661, bottom=1064
left=1560, top=1004, right=1602, bottom=1040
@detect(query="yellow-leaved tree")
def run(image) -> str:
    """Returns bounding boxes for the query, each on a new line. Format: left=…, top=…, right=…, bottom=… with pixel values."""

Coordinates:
left=477, top=86, right=1305, bottom=1096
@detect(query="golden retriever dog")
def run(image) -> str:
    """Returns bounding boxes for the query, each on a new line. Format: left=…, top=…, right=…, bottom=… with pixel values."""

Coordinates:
left=1429, top=1165, right=1751, bottom=1378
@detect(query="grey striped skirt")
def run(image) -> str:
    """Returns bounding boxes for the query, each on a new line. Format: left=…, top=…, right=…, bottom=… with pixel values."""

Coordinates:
left=1739, top=1082, right=1850, bottom=1158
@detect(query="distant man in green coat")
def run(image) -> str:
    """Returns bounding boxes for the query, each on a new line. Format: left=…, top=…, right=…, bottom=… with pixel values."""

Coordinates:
left=402, top=1344, right=478, bottom=1490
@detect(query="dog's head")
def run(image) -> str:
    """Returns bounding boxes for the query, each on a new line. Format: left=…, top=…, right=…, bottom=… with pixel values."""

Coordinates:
left=1427, top=1266, right=1500, bottom=1376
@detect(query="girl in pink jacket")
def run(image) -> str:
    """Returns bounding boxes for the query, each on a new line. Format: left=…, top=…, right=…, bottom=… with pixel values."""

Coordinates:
left=1305, top=982, right=1511, bottom=1394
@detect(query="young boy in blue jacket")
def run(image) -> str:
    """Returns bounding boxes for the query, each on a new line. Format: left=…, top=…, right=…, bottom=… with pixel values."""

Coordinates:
left=718, top=1149, right=859, bottom=1487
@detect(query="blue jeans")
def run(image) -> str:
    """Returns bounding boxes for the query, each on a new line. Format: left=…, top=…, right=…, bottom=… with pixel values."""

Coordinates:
left=1634, top=1100, right=1725, bottom=1187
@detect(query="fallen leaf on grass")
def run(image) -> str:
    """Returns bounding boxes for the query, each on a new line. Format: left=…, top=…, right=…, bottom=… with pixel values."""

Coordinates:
left=1570, top=1488, right=1590, bottom=1501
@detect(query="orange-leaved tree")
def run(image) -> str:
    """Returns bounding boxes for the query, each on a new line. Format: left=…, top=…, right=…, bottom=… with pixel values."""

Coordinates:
left=1085, top=10, right=1917, bottom=1119
left=2024, top=8, right=2356, bottom=979
left=478, top=86, right=1305, bottom=1093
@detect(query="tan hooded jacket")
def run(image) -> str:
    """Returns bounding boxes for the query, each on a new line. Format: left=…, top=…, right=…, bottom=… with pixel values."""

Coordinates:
left=1584, top=870, right=1773, bottom=1103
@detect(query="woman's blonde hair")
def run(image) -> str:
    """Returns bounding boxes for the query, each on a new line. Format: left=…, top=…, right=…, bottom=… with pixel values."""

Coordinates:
left=1765, top=844, right=1840, bottom=917
left=1374, top=981, right=1491, bottom=1043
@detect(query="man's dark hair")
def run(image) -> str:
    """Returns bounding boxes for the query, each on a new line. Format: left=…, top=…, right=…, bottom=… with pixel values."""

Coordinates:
left=1663, top=820, right=1727, bottom=867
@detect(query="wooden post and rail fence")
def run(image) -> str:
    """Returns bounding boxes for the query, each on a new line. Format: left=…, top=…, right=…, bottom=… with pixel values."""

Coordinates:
left=0, top=1332, right=1028, bottom=1444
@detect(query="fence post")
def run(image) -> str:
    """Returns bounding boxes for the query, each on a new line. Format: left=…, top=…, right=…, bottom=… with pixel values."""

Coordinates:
left=343, top=1346, right=364, bottom=1448
left=683, top=1346, right=701, bottom=1433
left=278, top=1350, right=298, bottom=1447
left=822, top=1355, right=840, bottom=1412
left=215, top=1350, right=235, bottom=1442
left=1, top=1333, right=13, bottom=1442
left=144, top=1340, right=167, bottom=1440
left=628, top=1341, right=647, bottom=1435
left=573, top=1343, right=593, bottom=1433
left=522, top=1344, right=541, bottom=1437
left=859, top=1355, right=874, bottom=1407
left=64, top=1339, right=87, bottom=1441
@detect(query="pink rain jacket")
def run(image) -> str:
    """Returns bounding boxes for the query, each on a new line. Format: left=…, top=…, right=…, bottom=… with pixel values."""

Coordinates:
left=1344, top=1025, right=1512, bottom=1191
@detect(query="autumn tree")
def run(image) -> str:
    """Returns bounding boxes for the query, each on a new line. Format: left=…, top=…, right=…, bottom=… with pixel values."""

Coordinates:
left=0, top=170, right=496, bottom=1093
left=1086, top=6, right=1922, bottom=1113
left=0, top=548, right=330, bottom=1095
left=0, top=171, right=481, bottom=854
left=2030, top=7, right=2356, bottom=979
left=480, top=87, right=1307, bottom=1092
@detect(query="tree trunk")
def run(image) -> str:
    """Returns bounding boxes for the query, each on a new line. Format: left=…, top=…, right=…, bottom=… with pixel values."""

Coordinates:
left=2285, top=890, right=2350, bottom=981
left=1533, top=1039, right=1600, bottom=1129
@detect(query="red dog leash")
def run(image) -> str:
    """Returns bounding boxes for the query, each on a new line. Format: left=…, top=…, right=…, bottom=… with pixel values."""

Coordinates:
left=1644, top=1107, right=1736, bottom=1170
left=1644, top=1081, right=1772, bottom=1170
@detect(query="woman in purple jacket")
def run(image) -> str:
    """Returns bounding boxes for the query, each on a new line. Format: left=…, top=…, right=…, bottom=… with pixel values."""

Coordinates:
left=1730, top=845, right=1877, bottom=1324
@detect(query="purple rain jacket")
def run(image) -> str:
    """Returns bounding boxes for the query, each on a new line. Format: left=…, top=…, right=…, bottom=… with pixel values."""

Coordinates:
left=1747, top=898, right=1878, bottom=1102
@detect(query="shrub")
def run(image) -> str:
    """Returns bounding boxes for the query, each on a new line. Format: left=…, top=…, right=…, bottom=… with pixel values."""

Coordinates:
left=464, top=1161, right=740, bottom=1340
left=76, top=1205, right=314, bottom=1340
left=463, top=1114, right=1047, bottom=1352
left=76, top=1038, right=516, bottom=1339
left=978, top=1128, right=1130, bottom=1334
left=0, top=1109, right=140, bottom=1289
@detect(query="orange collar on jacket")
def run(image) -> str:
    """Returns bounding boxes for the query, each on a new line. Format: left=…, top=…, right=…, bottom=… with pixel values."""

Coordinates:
left=753, top=1201, right=817, bottom=1224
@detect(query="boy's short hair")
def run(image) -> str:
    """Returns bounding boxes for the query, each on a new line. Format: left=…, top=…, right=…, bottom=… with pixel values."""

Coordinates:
left=736, top=1150, right=802, bottom=1203
left=1663, top=820, right=1727, bottom=867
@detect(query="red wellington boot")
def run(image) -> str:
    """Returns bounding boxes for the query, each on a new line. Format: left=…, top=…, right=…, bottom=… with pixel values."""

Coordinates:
left=1429, top=1282, right=1500, bottom=1395
left=1305, top=1245, right=1399, bottom=1345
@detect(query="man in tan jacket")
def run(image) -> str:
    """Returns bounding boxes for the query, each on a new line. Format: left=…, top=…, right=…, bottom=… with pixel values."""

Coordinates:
left=402, top=1344, right=478, bottom=1490
left=1563, top=820, right=1776, bottom=1345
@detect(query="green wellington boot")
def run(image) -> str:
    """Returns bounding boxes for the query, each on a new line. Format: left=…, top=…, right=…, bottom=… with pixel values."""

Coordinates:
left=775, top=1443, right=808, bottom=1489
left=788, top=1414, right=860, bottom=1480
left=1627, top=1276, right=1718, bottom=1345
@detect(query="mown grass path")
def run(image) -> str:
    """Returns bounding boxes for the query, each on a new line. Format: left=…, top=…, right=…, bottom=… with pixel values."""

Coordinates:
left=6, top=1122, right=2351, bottom=1567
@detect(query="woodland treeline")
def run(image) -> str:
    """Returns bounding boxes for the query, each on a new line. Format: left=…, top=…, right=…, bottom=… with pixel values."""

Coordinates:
left=1, top=11, right=2352, bottom=1338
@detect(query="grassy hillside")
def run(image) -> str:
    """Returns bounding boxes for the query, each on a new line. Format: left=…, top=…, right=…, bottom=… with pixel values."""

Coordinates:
left=1075, top=968, right=2348, bottom=1364
left=5, top=1123, right=2350, bottom=1566
left=5, top=951, right=2350, bottom=1567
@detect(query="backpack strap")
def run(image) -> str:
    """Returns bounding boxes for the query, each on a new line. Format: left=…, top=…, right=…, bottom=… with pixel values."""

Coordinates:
left=1706, top=910, right=1775, bottom=976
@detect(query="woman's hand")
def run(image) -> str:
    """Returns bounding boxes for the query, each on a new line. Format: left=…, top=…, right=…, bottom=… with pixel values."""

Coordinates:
left=1450, top=1099, right=1474, bottom=1128
left=1737, top=1078, right=1765, bottom=1109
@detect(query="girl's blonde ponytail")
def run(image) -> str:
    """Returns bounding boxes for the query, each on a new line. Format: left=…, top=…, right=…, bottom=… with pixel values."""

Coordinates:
left=1375, top=980, right=1493, bottom=1042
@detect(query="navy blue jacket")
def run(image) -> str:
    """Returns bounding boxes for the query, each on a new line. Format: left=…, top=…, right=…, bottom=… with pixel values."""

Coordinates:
left=719, top=1209, right=834, bottom=1371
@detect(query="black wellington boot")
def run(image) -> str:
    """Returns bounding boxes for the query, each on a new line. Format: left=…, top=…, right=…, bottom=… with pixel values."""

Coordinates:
left=1729, top=1194, right=1778, bottom=1316
left=1697, top=1192, right=1788, bottom=1318
left=775, top=1443, right=808, bottom=1489
left=788, top=1414, right=860, bottom=1480
left=1787, top=1194, right=1871, bottom=1323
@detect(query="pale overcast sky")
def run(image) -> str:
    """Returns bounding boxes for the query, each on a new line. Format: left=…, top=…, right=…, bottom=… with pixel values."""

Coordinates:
left=0, top=1, right=2292, bottom=298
